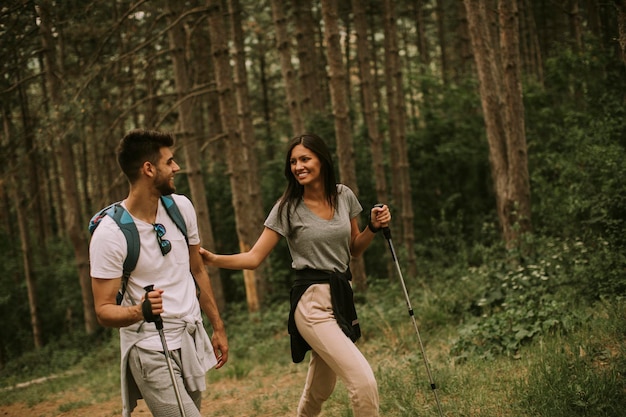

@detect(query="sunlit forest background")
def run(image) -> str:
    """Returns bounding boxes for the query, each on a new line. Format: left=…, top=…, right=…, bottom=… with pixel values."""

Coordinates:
left=0, top=1, right=625, bottom=414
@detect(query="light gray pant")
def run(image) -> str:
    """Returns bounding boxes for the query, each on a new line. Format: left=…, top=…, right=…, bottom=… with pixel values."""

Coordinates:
left=295, top=284, right=379, bottom=417
left=128, top=345, right=202, bottom=417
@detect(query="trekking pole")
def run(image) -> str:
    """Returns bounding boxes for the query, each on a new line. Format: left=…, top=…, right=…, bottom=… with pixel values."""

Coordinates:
left=143, top=285, right=187, bottom=417
left=373, top=206, right=444, bottom=417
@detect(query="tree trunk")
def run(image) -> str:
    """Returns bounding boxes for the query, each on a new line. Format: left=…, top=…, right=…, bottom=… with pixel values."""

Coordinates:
left=455, top=0, right=473, bottom=79
left=255, top=31, right=274, bottom=157
left=37, top=0, right=98, bottom=334
left=618, top=0, right=626, bottom=68
left=293, top=0, right=326, bottom=115
left=413, top=0, right=431, bottom=68
left=464, top=0, right=532, bottom=248
left=320, top=0, right=368, bottom=291
left=206, top=0, right=261, bottom=312
left=9, top=178, right=42, bottom=349
left=435, top=0, right=449, bottom=84
left=228, top=0, right=268, bottom=304
left=189, top=4, right=225, bottom=306
left=270, top=0, right=305, bottom=135
left=568, top=0, right=583, bottom=51
left=353, top=0, right=388, bottom=205
left=521, top=0, right=544, bottom=85
left=3, top=110, right=42, bottom=349
left=166, top=1, right=226, bottom=312
left=383, top=0, right=417, bottom=277
left=499, top=0, right=532, bottom=238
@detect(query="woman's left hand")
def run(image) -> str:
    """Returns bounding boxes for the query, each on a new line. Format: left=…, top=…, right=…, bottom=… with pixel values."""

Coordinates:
left=199, top=247, right=217, bottom=265
left=371, top=204, right=391, bottom=230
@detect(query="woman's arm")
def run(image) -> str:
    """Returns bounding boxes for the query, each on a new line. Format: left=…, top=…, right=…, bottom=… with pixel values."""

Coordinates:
left=350, top=204, right=391, bottom=257
left=200, top=227, right=282, bottom=270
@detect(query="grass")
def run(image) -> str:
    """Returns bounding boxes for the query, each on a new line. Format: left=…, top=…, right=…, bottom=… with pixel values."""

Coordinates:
left=1, top=280, right=624, bottom=416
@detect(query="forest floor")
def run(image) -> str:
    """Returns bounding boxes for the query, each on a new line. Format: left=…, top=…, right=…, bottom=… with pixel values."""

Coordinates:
left=0, top=361, right=318, bottom=417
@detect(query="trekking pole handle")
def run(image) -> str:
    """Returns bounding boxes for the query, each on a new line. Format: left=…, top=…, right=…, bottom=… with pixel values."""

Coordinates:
left=143, top=285, right=164, bottom=330
left=373, top=204, right=391, bottom=239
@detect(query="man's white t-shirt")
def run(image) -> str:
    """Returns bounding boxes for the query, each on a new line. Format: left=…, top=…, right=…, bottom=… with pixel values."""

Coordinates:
left=89, top=194, right=201, bottom=351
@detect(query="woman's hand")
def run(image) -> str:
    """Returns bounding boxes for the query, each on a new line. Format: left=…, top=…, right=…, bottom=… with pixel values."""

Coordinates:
left=199, top=247, right=217, bottom=265
left=370, top=204, right=391, bottom=231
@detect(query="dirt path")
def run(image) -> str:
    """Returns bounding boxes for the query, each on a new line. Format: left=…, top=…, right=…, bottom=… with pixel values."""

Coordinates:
left=0, top=367, right=309, bottom=417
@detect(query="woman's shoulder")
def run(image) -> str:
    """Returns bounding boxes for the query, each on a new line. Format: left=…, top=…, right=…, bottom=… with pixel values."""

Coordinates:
left=336, top=183, right=355, bottom=196
left=336, top=183, right=351, bottom=193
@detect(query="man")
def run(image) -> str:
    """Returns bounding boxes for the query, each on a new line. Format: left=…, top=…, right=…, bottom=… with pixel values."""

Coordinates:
left=90, top=129, right=228, bottom=417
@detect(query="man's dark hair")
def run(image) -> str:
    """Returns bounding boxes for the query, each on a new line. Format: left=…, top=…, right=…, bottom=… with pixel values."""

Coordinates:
left=117, top=129, right=175, bottom=183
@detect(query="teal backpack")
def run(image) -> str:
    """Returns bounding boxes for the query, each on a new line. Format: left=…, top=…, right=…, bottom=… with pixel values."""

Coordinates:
left=88, top=195, right=188, bottom=304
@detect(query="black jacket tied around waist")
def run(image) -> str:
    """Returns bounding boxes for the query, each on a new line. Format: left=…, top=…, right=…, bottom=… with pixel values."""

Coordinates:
left=288, top=268, right=361, bottom=363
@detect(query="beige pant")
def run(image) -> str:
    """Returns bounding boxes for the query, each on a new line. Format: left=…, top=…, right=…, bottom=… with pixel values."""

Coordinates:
left=294, top=283, right=379, bottom=417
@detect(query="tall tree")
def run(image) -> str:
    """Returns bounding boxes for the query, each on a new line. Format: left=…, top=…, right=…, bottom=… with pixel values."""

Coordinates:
left=498, top=0, right=531, bottom=239
left=3, top=109, right=42, bottom=349
left=37, top=0, right=98, bottom=334
left=618, top=0, right=626, bottom=68
left=166, top=1, right=226, bottom=311
left=435, top=0, right=449, bottom=84
left=206, top=0, right=262, bottom=312
left=228, top=0, right=268, bottom=303
left=270, top=0, right=305, bottom=135
left=320, top=0, right=368, bottom=291
left=412, top=0, right=431, bottom=68
left=293, top=0, right=326, bottom=115
left=383, top=0, right=417, bottom=277
left=463, top=0, right=532, bottom=247
left=353, top=0, right=388, bottom=204
left=188, top=8, right=226, bottom=311
left=519, top=0, right=544, bottom=85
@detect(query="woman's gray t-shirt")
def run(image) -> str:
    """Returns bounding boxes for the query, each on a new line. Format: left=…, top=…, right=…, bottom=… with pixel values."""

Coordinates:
left=264, top=184, right=362, bottom=273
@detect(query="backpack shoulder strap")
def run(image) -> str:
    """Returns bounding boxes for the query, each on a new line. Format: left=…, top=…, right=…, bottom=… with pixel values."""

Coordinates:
left=108, top=204, right=140, bottom=278
left=161, top=195, right=188, bottom=243
left=89, top=202, right=140, bottom=304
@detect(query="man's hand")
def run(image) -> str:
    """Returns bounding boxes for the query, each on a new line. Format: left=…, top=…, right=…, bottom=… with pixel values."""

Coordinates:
left=211, top=328, right=229, bottom=369
left=142, top=287, right=164, bottom=322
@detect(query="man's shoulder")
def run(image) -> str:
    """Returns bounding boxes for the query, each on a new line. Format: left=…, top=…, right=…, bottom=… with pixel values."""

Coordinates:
left=168, top=193, right=193, bottom=208
left=91, top=214, right=123, bottom=235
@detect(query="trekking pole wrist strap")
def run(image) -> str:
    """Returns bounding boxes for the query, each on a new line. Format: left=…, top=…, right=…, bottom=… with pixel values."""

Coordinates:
left=368, top=221, right=380, bottom=233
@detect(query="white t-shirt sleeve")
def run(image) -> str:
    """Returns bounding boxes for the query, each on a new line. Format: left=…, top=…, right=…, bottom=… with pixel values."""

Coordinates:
left=89, top=216, right=127, bottom=279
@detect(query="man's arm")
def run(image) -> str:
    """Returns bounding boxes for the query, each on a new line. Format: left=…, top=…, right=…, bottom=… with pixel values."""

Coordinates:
left=189, top=243, right=229, bottom=369
left=92, top=277, right=162, bottom=328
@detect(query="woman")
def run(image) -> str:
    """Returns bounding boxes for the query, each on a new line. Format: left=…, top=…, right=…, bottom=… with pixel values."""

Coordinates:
left=200, top=133, right=391, bottom=417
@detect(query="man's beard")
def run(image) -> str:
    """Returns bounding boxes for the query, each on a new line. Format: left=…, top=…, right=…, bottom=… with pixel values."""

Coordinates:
left=155, top=172, right=176, bottom=195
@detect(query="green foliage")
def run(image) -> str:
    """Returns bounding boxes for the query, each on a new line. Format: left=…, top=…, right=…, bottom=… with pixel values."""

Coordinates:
left=519, top=300, right=626, bottom=417
left=0, top=234, right=32, bottom=364
left=450, top=235, right=591, bottom=360
left=0, top=234, right=97, bottom=364
left=408, top=76, right=493, bottom=245
left=0, top=329, right=108, bottom=388
left=444, top=39, right=626, bottom=363
left=525, top=42, right=626, bottom=251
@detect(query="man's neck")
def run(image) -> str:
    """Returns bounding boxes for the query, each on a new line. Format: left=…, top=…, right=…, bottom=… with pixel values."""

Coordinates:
left=124, top=188, right=161, bottom=224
